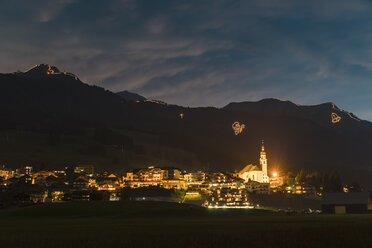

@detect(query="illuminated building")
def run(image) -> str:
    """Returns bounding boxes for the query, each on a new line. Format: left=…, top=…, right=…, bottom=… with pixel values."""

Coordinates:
left=73, top=175, right=90, bottom=190
left=184, top=172, right=205, bottom=185
left=162, top=180, right=186, bottom=189
left=32, top=170, right=54, bottom=179
left=88, top=178, right=97, bottom=188
left=29, top=191, right=48, bottom=204
left=53, top=170, right=66, bottom=175
left=162, top=167, right=182, bottom=180
left=295, top=184, right=317, bottom=196
left=22, top=175, right=33, bottom=184
left=96, top=174, right=120, bottom=191
left=74, top=165, right=94, bottom=177
left=284, top=184, right=317, bottom=198
left=269, top=172, right=284, bottom=188
left=209, top=172, right=226, bottom=184
left=51, top=191, right=64, bottom=202
left=238, top=141, right=269, bottom=184
left=25, top=166, right=33, bottom=176
left=33, top=176, right=48, bottom=187
left=259, top=142, right=269, bottom=183
left=125, top=171, right=136, bottom=182
left=15, top=166, right=33, bottom=177
left=204, top=188, right=251, bottom=207
left=208, top=172, right=245, bottom=189
left=136, top=167, right=164, bottom=182
left=109, top=193, right=120, bottom=201
left=0, top=168, right=14, bottom=180
left=246, top=181, right=270, bottom=194
left=125, top=167, right=185, bottom=189
left=97, top=183, right=118, bottom=191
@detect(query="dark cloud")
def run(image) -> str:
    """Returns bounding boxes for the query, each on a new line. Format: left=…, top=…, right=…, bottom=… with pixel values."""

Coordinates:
left=1, top=0, right=372, bottom=119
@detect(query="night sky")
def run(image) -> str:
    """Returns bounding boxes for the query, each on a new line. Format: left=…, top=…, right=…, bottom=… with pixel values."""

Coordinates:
left=1, top=0, right=372, bottom=120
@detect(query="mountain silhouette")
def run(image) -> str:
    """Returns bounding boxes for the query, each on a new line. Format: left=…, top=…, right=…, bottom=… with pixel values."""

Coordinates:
left=1, top=65, right=372, bottom=186
left=117, top=90, right=146, bottom=102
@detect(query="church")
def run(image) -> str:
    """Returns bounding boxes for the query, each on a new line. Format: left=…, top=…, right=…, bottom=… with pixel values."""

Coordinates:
left=238, top=141, right=269, bottom=183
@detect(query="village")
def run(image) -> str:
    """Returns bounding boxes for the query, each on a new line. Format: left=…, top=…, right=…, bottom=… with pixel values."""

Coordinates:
left=0, top=142, right=370, bottom=214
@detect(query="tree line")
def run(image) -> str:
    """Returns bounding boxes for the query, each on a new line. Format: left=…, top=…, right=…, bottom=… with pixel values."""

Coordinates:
left=285, top=169, right=361, bottom=193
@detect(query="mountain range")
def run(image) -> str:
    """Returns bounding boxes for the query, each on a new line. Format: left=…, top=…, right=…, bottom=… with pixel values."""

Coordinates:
left=1, top=64, right=372, bottom=186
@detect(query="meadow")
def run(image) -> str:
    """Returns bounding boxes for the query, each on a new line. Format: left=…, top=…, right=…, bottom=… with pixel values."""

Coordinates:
left=0, top=201, right=372, bottom=248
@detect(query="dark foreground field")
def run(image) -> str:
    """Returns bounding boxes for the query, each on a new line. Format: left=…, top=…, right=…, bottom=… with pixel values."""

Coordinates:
left=1, top=201, right=372, bottom=248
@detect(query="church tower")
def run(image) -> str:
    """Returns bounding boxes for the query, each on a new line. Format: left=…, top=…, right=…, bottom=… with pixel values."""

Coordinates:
left=260, top=140, right=269, bottom=183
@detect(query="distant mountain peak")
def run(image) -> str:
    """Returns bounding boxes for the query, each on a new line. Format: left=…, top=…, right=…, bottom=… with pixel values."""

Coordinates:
left=227, top=98, right=339, bottom=110
left=258, top=98, right=336, bottom=108
left=259, top=98, right=291, bottom=103
left=23, top=64, right=60, bottom=75
left=257, top=98, right=296, bottom=105
left=19, top=64, right=79, bottom=80
left=116, top=90, right=146, bottom=102
left=223, top=98, right=362, bottom=123
left=331, top=103, right=361, bottom=122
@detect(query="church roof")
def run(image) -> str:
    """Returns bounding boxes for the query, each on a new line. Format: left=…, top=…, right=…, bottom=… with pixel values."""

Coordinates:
left=239, top=164, right=260, bottom=174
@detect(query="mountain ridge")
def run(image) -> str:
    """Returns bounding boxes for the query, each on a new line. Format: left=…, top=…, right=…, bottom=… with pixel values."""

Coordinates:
left=1, top=64, right=372, bottom=186
left=15, top=64, right=80, bottom=81
left=116, top=90, right=147, bottom=102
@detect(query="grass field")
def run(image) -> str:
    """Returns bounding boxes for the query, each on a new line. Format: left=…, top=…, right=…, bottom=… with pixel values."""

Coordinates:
left=1, top=201, right=372, bottom=248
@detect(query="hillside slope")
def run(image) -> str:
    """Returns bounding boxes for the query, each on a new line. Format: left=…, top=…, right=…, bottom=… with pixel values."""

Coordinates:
left=1, top=64, right=372, bottom=185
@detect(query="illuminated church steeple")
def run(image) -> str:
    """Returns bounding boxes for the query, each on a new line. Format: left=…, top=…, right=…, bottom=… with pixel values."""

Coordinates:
left=260, top=140, right=269, bottom=183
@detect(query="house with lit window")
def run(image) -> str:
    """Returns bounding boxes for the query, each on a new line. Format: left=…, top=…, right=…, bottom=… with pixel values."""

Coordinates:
left=204, top=188, right=252, bottom=208
left=125, top=166, right=185, bottom=189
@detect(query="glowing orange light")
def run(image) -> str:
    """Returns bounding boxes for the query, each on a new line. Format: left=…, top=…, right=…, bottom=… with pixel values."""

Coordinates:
left=232, top=122, right=245, bottom=135
left=332, top=103, right=360, bottom=122
left=179, top=113, right=184, bottom=119
left=273, top=172, right=278, bottom=177
left=331, top=112, right=341, bottom=123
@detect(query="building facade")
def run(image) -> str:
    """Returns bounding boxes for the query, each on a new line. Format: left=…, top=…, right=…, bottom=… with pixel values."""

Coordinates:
left=239, top=141, right=270, bottom=184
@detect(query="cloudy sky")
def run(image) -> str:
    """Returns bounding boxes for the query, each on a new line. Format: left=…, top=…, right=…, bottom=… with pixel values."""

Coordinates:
left=1, top=0, right=372, bottom=119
